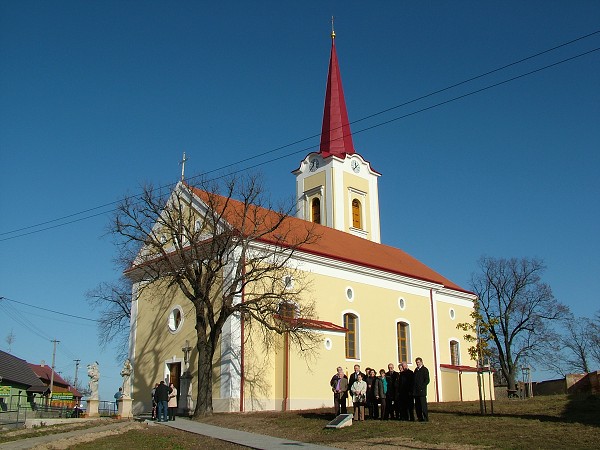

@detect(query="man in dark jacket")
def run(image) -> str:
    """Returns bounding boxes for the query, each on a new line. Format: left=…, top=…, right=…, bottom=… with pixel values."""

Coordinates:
left=384, top=363, right=398, bottom=419
left=413, top=357, right=430, bottom=422
left=348, top=364, right=365, bottom=389
left=399, top=361, right=415, bottom=421
left=154, top=380, right=170, bottom=422
left=330, top=366, right=349, bottom=415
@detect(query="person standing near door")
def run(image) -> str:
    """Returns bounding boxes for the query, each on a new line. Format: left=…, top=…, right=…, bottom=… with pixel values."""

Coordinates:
left=154, top=381, right=170, bottom=422
left=168, top=382, right=178, bottom=421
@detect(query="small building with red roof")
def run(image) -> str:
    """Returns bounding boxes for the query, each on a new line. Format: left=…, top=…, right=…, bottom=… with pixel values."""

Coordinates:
left=28, top=362, right=82, bottom=408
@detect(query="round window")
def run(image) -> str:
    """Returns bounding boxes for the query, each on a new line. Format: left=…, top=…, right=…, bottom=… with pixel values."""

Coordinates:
left=168, top=306, right=184, bottom=333
left=346, top=287, right=354, bottom=302
left=449, top=308, right=456, bottom=320
left=283, top=275, right=294, bottom=290
left=398, top=297, right=406, bottom=310
left=324, top=338, right=332, bottom=350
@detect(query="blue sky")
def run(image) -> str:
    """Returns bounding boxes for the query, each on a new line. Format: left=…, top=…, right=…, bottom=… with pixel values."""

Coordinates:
left=1, top=1, right=599, bottom=401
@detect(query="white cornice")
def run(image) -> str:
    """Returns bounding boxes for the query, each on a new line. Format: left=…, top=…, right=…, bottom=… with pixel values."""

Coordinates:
left=435, top=288, right=477, bottom=305
left=291, top=249, right=444, bottom=292
left=247, top=240, right=474, bottom=302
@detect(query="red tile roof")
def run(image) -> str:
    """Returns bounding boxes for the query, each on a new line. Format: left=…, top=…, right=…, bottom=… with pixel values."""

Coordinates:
left=277, top=316, right=348, bottom=333
left=440, top=364, right=493, bottom=373
left=189, top=186, right=471, bottom=294
left=28, top=363, right=81, bottom=395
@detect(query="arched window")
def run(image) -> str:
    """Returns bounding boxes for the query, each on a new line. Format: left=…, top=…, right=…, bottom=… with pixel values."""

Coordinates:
left=343, top=313, right=358, bottom=359
left=352, top=199, right=361, bottom=229
left=278, top=301, right=296, bottom=319
left=397, top=322, right=410, bottom=362
left=450, top=340, right=460, bottom=366
left=311, top=198, right=321, bottom=224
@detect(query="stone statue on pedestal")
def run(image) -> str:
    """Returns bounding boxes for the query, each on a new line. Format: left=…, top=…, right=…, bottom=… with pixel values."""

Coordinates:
left=179, top=340, right=194, bottom=416
left=87, top=362, right=100, bottom=400
left=181, top=340, right=192, bottom=373
left=120, top=359, right=132, bottom=397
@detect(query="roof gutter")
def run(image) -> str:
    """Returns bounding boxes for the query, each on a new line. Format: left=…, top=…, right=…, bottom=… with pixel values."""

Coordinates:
left=240, top=259, right=246, bottom=412
left=430, top=289, right=440, bottom=402
left=284, top=332, right=290, bottom=411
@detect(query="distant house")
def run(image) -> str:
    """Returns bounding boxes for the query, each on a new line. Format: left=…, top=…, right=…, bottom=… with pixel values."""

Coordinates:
left=0, top=350, right=48, bottom=411
left=28, top=363, right=82, bottom=408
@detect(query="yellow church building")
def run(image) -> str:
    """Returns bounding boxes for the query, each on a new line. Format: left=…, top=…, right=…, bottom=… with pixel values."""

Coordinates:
left=127, top=32, right=482, bottom=414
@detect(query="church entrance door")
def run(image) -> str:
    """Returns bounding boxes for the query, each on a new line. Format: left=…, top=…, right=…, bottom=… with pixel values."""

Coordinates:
left=168, top=362, right=181, bottom=401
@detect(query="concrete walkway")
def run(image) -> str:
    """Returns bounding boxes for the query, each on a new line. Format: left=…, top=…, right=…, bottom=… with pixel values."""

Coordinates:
left=159, top=418, right=337, bottom=449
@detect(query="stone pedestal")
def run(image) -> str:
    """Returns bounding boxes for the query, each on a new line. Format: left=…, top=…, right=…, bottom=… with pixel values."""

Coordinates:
left=177, top=373, right=194, bottom=416
left=87, top=398, right=99, bottom=417
left=118, top=396, right=133, bottom=419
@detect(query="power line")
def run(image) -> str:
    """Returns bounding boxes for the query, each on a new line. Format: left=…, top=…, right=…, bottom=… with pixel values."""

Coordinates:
left=1, top=32, right=599, bottom=242
left=17, top=307, right=96, bottom=327
left=0, top=297, right=91, bottom=363
left=0, top=300, right=52, bottom=341
left=0, top=296, right=99, bottom=322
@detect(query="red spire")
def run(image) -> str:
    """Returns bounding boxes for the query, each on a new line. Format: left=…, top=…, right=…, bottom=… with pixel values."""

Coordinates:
left=319, top=34, right=355, bottom=158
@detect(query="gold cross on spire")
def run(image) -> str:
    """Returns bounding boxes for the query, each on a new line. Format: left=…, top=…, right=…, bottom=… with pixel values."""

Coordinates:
left=331, top=16, right=335, bottom=39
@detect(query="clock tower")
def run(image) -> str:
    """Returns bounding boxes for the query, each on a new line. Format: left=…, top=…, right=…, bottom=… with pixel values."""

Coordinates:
left=293, top=29, right=381, bottom=243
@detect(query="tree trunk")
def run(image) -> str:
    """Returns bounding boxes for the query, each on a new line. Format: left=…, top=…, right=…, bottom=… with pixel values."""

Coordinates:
left=193, top=327, right=215, bottom=417
left=506, top=369, right=517, bottom=392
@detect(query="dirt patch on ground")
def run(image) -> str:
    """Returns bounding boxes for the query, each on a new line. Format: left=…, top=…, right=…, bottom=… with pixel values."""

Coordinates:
left=2, top=420, right=111, bottom=438
left=29, top=421, right=145, bottom=449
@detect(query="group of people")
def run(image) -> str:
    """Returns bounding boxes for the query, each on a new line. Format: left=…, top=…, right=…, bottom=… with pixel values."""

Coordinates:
left=330, top=357, right=430, bottom=422
left=151, top=381, right=178, bottom=422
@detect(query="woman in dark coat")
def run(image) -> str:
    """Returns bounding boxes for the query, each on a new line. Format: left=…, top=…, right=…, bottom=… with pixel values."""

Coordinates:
left=365, top=368, right=377, bottom=419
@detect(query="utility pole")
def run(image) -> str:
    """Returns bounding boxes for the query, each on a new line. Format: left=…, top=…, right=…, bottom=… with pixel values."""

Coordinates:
left=73, top=359, right=80, bottom=390
left=49, top=339, right=60, bottom=406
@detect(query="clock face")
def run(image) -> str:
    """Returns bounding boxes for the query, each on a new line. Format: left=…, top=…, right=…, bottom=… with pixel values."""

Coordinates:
left=351, top=160, right=360, bottom=173
left=309, top=159, right=320, bottom=172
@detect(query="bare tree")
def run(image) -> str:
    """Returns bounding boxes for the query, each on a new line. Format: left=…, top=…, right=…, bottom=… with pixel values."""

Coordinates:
left=562, top=311, right=600, bottom=373
left=469, top=256, right=568, bottom=391
left=591, top=310, right=600, bottom=367
left=62, top=374, right=91, bottom=398
left=5, top=329, right=15, bottom=353
left=559, top=318, right=596, bottom=374
left=539, top=314, right=599, bottom=376
left=86, top=276, right=132, bottom=362
left=113, top=174, right=321, bottom=417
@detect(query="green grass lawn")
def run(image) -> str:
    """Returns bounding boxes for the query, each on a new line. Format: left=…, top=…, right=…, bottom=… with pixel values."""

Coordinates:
left=4, top=394, right=597, bottom=449
left=199, top=393, right=599, bottom=449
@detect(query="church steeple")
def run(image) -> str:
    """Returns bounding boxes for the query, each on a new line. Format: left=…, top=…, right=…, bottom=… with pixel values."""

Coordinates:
left=319, top=26, right=355, bottom=158
left=294, top=24, right=381, bottom=243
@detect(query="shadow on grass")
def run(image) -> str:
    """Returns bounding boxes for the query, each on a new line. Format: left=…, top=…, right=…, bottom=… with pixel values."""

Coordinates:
left=299, top=411, right=337, bottom=421
left=431, top=394, right=599, bottom=428
left=562, top=394, right=600, bottom=427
